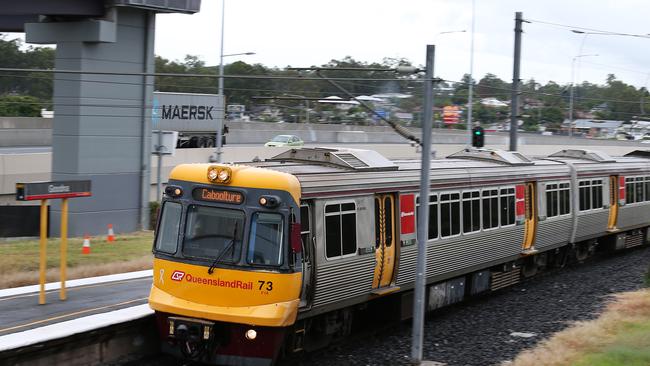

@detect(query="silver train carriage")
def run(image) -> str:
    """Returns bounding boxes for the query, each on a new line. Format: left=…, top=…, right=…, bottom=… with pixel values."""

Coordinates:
left=245, top=147, right=650, bottom=352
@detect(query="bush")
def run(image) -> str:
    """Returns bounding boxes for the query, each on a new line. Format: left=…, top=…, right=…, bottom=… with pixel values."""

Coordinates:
left=0, top=94, right=42, bottom=117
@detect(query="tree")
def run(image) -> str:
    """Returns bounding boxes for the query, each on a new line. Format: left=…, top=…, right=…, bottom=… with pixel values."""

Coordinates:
left=476, top=73, right=509, bottom=100
left=0, top=37, right=54, bottom=101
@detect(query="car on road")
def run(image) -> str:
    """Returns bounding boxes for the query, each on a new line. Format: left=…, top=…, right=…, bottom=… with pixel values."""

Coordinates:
left=264, top=134, right=304, bottom=147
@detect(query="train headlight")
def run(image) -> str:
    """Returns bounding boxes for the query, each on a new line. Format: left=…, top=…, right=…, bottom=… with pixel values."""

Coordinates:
left=208, top=168, right=219, bottom=181
left=218, top=169, right=230, bottom=182
left=259, top=195, right=280, bottom=208
left=207, top=166, right=232, bottom=184
left=164, top=185, right=183, bottom=198
left=245, top=329, right=257, bottom=340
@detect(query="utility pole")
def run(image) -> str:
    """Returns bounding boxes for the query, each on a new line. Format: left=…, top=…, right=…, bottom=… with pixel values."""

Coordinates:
left=467, top=0, right=476, bottom=146
left=510, top=11, right=523, bottom=151
left=411, top=44, right=434, bottom=365
left=216, top=0, right=226, bottom=163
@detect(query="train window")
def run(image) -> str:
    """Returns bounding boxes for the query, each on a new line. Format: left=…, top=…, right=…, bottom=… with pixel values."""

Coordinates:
left=645, top=177, right=650, bottom=202
left=429, top=195, right=438, bottom=240
left=462, top=191, right=480, bottom=233
left=440, top=193, right=460, bottom=237
left=636, top=177, right=644, bottom=203
left=374, top=198, right=381, bottom=248
left=560, top=183, right=571, bottom=215
left=626, top=177, right=635, bottom=204
left=546, top=184, right=559, bottom=217
left=500, top=188, right=516, bottom=226
left=325, top=202, right=357, bottom=259
left=248, top=212, right=284, bottom=266
left=579, top=179, right=603, bottom=211
left=593, top=180, right=603, bottom=209
left=482, top=189, right=499, bottom=230
left=546, top=183, right=571, bottom=217
left=183, top=205, right=245, bottom=261
left=300, top=205, right=310, bottom=233
left=415, top=195, right=438, bottom=240
left=300, top=204, right=311, bottom=264
left=579, top=181, right=590, bottom=211
left=154, top=201, right=182, bottom=254
left=384, top=197, right=393, bottom=247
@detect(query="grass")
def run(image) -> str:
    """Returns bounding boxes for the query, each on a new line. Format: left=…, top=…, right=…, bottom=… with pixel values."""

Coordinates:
left=506, top=289, right=650, bottom=366
left=0, top=231, right=154, bottom=289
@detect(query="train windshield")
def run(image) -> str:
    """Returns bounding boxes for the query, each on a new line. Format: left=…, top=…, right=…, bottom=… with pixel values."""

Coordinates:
left=155, top=201, right=182, bottom=254
left=183, top=205, right=245, bottom=262
left=248, top=212, right=284, bottom=266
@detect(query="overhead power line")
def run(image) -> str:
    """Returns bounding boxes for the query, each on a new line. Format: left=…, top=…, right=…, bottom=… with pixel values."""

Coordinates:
left=525, top=19, right=650, bottom=39
left=0, top=67, right=423, bottom=83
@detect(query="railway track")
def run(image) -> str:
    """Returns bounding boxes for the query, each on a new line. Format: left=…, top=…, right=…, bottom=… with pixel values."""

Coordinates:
left=130, top=245, right=650, bottom=366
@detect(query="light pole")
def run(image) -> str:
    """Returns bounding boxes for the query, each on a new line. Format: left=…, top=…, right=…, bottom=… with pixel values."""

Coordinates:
left=214, top=51, right=255, bottom=162
left=214, top=0, right=255, bottom=163
left=432, top=29, right=465, bottom=128
left=569, top=53, right=598, bottom=137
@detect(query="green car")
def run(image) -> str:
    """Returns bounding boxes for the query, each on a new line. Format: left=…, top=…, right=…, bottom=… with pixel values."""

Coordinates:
left=264, top=135, right=305, bottom=147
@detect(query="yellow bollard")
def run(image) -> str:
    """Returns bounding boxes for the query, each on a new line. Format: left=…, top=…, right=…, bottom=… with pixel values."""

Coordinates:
left=60, top=198, right=68, bottom=301
left=39, top=199, right=48, bottom=305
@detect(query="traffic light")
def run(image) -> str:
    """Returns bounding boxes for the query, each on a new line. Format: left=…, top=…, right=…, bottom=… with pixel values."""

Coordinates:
left=471, top=126, right=485, bottom=148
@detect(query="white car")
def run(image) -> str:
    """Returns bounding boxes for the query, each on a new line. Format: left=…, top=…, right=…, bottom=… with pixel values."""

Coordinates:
left=264, top=135, right=304, bottom=147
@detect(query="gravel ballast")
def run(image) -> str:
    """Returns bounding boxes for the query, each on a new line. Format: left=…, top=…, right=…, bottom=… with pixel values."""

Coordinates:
left=292, top=246, right=650, bottom=366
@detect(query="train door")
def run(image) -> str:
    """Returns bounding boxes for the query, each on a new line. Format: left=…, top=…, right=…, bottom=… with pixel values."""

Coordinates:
left=522, top=182, right=538, bottom=253
left=299, top=204, right=314, bottom=309
left=373, top=194, right=396, bottom=289
left=608, top=175, right=619, bottom=231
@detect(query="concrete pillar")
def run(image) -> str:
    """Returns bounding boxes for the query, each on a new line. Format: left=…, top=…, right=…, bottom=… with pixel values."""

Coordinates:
left=25, top=7, right=154, bottom=236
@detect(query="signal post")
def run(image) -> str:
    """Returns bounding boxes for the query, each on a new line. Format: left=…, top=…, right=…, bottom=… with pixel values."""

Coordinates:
left=16, top=181, right=92, bottom=304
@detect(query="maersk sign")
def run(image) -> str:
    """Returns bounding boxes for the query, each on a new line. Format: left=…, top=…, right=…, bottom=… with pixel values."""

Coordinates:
left=161, top=105, right=214, bottom=120
left=154, top=92, right=225, bottom=132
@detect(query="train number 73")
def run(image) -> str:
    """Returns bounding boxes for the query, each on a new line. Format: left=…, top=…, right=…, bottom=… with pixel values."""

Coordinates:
left=258, top=280, right=273, bottom=291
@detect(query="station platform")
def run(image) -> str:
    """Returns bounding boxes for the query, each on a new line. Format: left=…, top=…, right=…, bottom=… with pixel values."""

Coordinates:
left=0, top=270, right=153, bottom=352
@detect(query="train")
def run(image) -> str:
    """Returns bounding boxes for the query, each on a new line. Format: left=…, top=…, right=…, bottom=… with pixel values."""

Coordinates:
left=148, top=146, right=650, bottom=365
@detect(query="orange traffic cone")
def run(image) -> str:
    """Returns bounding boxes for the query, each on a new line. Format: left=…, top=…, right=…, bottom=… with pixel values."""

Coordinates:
left=107, top=224, right=115, bottom=242
left=82, top=235, right=91, bottom=254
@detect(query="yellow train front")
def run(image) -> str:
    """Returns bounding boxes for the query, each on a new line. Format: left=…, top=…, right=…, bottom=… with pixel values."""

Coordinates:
left=148, top=163, right=304, bottom=365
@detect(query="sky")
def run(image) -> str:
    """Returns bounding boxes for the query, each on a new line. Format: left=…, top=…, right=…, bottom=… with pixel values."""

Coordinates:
left=154, top=0, right=650, bottom=89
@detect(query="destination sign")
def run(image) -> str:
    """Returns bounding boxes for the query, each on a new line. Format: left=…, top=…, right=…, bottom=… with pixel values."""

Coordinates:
left=16, top=180, right=92, bottom=201
left=193, top=188, right=244, bottom=204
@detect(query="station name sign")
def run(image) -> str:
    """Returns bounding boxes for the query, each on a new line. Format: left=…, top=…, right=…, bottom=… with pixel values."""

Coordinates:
left=16, top=180, right=92, bottom=201
left=193, top=188, right=243, bottom=204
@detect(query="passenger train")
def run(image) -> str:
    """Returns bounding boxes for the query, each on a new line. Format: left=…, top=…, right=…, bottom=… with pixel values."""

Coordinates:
left=148, top=147, right=650, bottom=365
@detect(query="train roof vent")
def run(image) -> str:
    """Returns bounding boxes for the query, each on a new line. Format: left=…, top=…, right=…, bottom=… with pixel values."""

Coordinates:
left=548, top=149, right=615, bottom=163
left=268, top=147, right=398, bottom=171
left=624, top=150, right=650, bottom=158
left=447, top=148, right=534, bottom=166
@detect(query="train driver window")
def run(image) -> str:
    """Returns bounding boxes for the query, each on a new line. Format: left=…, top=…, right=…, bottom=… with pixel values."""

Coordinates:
left=248, top=212, right=284, bottom=266
left=155, top=201, right=182, bottom=254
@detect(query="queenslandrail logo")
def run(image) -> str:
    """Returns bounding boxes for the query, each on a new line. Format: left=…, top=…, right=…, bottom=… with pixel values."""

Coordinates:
left=171, top=270, right=253, bottom=290
left=171, top=270, right=185, bottom=281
